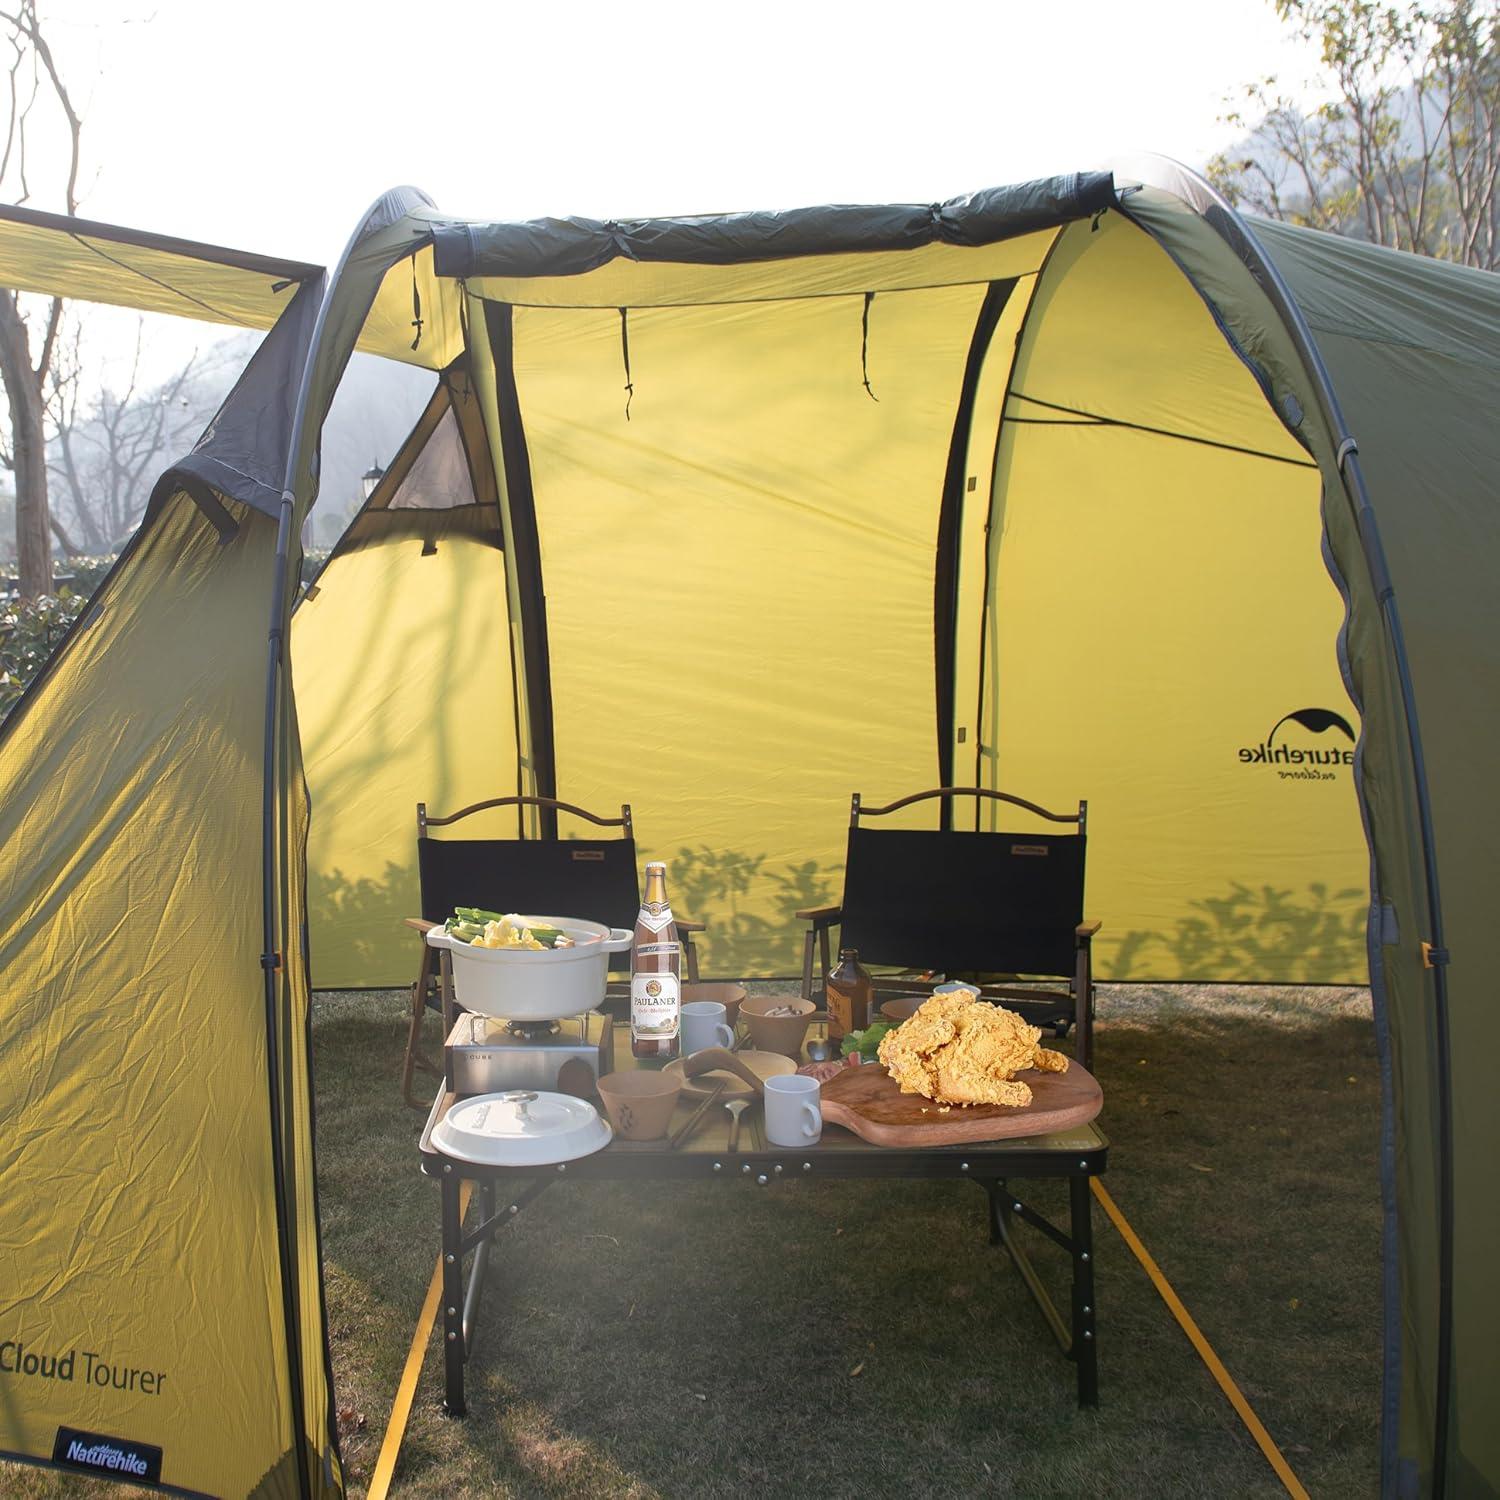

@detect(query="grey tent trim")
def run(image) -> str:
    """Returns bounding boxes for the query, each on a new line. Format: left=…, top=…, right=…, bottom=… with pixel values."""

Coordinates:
left=429, top=172, right=1116, bottom=279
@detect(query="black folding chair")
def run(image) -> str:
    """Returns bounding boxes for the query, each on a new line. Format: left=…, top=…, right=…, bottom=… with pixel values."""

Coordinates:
left=798, top=788, right=1099, bottom=1069
left=401, top=794, right=703, bottom=1107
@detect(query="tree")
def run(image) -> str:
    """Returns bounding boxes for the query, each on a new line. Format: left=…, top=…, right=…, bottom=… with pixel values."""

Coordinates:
left=1209, top=1, right=1500, bottom=269
left=0, top=0, right=80, bottom=598
left=46, top=322, right=239, bottom=553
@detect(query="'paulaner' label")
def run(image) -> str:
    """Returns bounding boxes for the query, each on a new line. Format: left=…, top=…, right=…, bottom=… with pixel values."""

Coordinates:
left=631, top=973, right=680, bottom=1038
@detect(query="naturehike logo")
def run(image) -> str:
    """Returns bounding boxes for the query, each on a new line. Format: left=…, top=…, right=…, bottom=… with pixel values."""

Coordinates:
left=1238, top=707, right=1356, bottom=783
left=52, top=1426, right=163, bottom=1484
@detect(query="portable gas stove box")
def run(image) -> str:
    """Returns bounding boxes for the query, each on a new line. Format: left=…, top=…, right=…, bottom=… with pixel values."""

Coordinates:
left=444, top=1010, right=614, bottom=1098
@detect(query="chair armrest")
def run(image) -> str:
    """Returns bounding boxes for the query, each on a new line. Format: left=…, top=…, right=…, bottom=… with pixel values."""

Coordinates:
left=1076, top=920, right=1101, bottom=940
left=676, top=918, right=706, bottom=935
left=405, top=917, right=437, bottom=934
left=796, top=905, right=843, bottom=924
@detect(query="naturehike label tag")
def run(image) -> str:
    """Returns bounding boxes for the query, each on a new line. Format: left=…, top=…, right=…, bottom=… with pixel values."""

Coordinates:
left=53, top=1427, right=162, bottom=1484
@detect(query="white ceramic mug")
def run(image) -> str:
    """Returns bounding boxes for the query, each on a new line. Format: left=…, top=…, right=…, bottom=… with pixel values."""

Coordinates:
left=681, top=1000, right=734, bottom=1055
left=764, top=1073, right=822, bottom=1146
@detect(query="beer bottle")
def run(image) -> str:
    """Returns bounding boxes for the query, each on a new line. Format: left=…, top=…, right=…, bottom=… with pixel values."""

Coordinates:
left=825, top=947, right=874, bottom=1046
left=630, top=861, right=681, bottom=1060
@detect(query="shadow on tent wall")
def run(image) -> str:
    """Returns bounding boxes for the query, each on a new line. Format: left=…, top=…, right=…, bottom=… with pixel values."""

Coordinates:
left=1106, top=880, right=1367, bottom=983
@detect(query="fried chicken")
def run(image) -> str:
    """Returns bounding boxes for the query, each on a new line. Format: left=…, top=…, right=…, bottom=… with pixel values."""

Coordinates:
left=876, top=990, right=1069, bottom=1107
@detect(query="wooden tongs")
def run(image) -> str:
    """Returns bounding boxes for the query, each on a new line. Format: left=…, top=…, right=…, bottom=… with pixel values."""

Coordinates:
left=679, top=1047, right=769, bottom=1096
left=667, top=1048, right=768, bottom=1150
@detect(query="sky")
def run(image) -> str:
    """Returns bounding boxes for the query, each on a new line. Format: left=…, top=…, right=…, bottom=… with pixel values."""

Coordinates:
left=25, top=0, right=1328, bottom=388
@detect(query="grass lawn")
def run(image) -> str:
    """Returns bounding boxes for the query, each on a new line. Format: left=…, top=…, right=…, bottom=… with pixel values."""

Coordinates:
left=8, top=984, right=1381, bottom=1498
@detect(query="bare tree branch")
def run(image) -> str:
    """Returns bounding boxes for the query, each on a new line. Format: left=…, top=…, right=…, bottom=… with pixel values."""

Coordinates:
left=0, top=0, right=90, bottom=595
left=1209, top=1, right=1500, bottom=270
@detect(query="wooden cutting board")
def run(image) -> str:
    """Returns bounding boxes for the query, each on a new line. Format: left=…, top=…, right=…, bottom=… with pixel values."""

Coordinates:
left=819, top=1060, right=1102, bottom=1146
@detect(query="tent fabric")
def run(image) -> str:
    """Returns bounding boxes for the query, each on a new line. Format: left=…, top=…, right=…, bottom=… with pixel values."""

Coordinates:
left=0, top=202, right=318, bottom=329
left=1249, top=217, right=1500, bottom=1499
left=153, top=279, right=326, bottom=520
left=0, top=200, right=457, bottom=370
left=978, top=210, right=1357, bottom=983
left=474, top=277, right=990, bottom=976
left=297, top=536, right=513, bottom=989
left=1114, top=177, right=1500, bottom=1494
left=0, top=488, right=339, bottom=1498
left=0, top=166, right=1495, bottom=1498
left=390, top=208, right=1363, bottom=987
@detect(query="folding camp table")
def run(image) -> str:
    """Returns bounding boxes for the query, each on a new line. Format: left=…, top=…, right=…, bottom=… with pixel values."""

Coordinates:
left=418, top=1026, right=1108, bottom=1417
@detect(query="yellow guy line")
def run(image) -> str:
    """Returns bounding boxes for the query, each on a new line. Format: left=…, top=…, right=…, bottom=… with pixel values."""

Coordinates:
left=369, top=1178, right=1302, bottom=1496
left=367, top=1180, right=473, bottom=1500
left=1091, top=1179, right=1310, bottom=1500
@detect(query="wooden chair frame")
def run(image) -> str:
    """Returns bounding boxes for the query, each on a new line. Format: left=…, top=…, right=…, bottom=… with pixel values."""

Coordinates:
left=796, top=788, right=1099, bottom=1070
left=402, top=794, right=704, bottom=1108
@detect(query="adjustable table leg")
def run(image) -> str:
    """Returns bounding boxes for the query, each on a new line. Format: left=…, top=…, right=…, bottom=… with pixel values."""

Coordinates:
left=985, top=1178, right=1007, bottom=1245
left=441, top=1171, right=467, bottom=1417
left=1070, top=1174, right=1098, bottom=1408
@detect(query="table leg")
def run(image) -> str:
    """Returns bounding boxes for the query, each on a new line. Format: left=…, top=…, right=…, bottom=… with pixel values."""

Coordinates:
left=1070, top=1174, right=1098, bottom=1408
left=441, top=1171, right=467, bottom=1417
left=985, top=1179, right=1007, bottom=1245
left=463, top=1182, right=496, bottom=1359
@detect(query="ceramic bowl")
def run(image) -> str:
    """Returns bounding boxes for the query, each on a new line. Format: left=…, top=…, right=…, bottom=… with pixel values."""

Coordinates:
left=679, top=981, right=747, bottom=1030
left=880, top=997, right=922, bottom=1022
left=595, top=1070, right=682, bottom=1142
left=740, top=995, right=815, bottom=1059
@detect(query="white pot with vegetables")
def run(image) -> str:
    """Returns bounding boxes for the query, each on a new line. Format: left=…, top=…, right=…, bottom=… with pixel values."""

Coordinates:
left=426, top=910, right=633, bottom=1022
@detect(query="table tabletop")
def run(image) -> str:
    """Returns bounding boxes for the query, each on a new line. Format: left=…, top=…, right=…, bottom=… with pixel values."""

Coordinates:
left=419, top=1024, right=1108, bottom=1183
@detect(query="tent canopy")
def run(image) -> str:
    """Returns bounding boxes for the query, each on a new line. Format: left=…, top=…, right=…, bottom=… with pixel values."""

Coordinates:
left=1, top=160, right=1495, bottom=1499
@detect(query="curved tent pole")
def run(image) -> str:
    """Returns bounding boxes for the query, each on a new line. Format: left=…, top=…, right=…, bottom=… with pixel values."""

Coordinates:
left=1114, top=154, right=1454, bottom=1498
left=259, top=185, right=439, bottom=1499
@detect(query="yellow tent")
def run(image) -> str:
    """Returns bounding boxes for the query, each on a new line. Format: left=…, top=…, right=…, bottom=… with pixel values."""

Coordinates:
left=0, top=157, right=1493, bottom=1495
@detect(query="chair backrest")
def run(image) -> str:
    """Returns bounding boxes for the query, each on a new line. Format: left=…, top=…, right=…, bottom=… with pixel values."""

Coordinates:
left=838, top=789, right=1086, bottom=978
left=416, top=797, right=641, bottom=946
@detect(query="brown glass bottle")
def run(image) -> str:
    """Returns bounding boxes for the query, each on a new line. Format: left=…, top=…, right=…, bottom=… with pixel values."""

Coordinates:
left=825, top=947, right=874, bottom=1045
left=630, top=861, right=681, bottom=1060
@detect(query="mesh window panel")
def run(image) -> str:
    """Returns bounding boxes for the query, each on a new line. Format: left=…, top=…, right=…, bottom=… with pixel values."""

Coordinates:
left=387, top=405, right=473, bottom=509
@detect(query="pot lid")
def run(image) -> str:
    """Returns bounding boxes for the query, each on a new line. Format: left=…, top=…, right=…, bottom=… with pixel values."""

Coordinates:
left=433, top=1090, right=612, bottom=1167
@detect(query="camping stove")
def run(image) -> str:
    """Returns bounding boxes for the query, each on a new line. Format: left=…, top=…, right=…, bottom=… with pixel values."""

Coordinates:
left=444, top=1009, right=613, bottom=1098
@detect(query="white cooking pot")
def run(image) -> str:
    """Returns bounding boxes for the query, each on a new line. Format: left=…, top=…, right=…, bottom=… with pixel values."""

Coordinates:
left=425, top=915, right=633, bottom=1021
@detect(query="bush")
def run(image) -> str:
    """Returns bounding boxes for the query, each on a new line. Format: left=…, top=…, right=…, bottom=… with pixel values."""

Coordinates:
left=1, top=548, right=322, bottom=723
left=0, top=591, right=90, bottom=721
left=58, top=555, right=118, bottom=597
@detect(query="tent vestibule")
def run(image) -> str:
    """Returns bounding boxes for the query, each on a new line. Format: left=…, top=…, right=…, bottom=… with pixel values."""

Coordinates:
left=0, top=162, right=1493, bottom=1498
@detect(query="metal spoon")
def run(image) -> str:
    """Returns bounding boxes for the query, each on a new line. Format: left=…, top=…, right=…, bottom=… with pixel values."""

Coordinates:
left=724, top=1098, right=748, bottom=1153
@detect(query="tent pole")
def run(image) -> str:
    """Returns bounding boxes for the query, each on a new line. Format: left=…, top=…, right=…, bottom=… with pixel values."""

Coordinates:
left=263, top=186, right=445, bottom=1497
left=259, top=485, right=315, bottom=1500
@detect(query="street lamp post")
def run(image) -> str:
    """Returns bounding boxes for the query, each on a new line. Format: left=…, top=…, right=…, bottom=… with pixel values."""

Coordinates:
left=361, top=462, right=386, bottom=503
